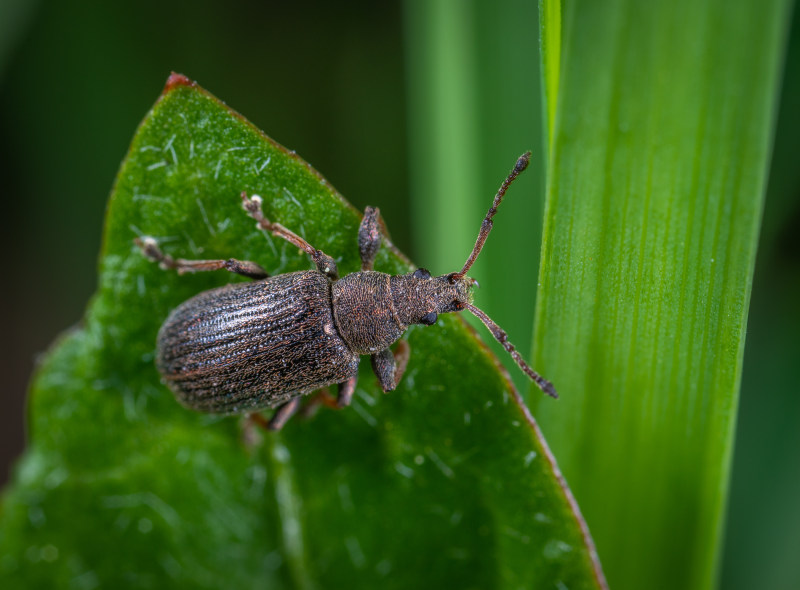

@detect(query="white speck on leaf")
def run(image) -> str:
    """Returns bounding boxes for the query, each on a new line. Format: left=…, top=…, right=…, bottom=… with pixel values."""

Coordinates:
left=356, top=388, right=377, bottom=407
left=138, top=517, right=153, bottom=533
left=283, top=187, right=302, bottom=208
left=133, top=192, right=171, bottom=203
left=338, top=482, right=354, bottom=513
left=350, top=399, right=377, bottom=427
left=426, top=449, right=454, bottom=479
left=257, top=156, right=271, bottom=174
left=394, top=462, right=414, bottom=478
left=375, top=559, right=392, bottom=576
left=40, top=544, right=58, bottom=562
left=146, top=161, right=168, bottom=171
left=196, top=198, right=216, bottom=236
left=543, top=539, right=573, bottom=560
left=503, top=526, right=531, bottom=544
left=163, top=134, right=178, bottom=165
left=345, top=536, right=366, bottom=569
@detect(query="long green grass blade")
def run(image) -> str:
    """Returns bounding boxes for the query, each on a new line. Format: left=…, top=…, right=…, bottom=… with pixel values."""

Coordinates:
left=539, top=0, right=561, bottom=146
left=533, top=1, right=792, bottom=589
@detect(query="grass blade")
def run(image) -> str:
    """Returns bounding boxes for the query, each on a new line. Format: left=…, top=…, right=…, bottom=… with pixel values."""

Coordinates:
left=533, top=1, right=792, bottom=588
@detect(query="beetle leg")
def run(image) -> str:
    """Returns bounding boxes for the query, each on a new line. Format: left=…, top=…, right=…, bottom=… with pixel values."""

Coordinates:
left=370, top=340, right=410, bottom=392
left=299, top=373, right=358, bottom=421
left=246, top=412, right=271, bottom=430
left=267, top=397, right=303, bottom=431
left=335, top=374, right=359, bottom=408
left=135, top=237, right=268, bottom=279
left=298, top=387, right=338, bottom=419
left=241, top=192, right=339, bottom=280
left=358, top=206, right=382, bottom=271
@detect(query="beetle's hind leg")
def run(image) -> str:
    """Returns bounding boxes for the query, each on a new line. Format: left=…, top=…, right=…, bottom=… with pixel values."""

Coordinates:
left=135, top=236, right=268, bottom=279
left=250, top=374, right=361, bottom=432
left=239, top=397, right=304, bottom=435
left=371, top=340, right=410, bottom=392
left=334, top=374, right=359, bottom=408
left=265, top=397, right=303, bottom=431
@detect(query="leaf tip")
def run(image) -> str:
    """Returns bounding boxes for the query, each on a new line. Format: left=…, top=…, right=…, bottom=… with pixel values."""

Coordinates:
left=163, top=72, right=196, bottom=94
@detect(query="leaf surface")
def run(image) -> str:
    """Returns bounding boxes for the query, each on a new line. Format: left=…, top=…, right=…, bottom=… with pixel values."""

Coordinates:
left=0, top=76, right=604, bottom=589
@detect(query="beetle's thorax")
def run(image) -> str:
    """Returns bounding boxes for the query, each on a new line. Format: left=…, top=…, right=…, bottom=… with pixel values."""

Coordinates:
left=332, top=271, right=401, bottom=354
left=331, top=270, right=474, bottom=355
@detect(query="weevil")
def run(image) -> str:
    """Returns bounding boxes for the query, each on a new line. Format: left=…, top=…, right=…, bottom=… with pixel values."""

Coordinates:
left=136, top=152, right=556, bottom=430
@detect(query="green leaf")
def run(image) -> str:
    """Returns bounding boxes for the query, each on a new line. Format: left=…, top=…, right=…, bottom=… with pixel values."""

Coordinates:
left=0, top=76, right=604, bottom=588
left=533, top=1, right=792, bottom=589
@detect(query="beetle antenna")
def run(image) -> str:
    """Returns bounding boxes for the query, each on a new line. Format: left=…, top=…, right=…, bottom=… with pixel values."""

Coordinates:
left=464, top=302, right=557, bottom=398
left=454, top=151, right=531, bottom=279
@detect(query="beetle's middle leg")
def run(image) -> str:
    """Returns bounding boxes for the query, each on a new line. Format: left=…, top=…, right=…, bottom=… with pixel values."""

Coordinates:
left=299, top=374, right=359, bottom=420
left=358, top=206, right=382, bottom=271
left=241, top=192, right=339, bottom=280
left=135, top=237, right=268, bottom=279
left=371, top=340, right=410, bottom=392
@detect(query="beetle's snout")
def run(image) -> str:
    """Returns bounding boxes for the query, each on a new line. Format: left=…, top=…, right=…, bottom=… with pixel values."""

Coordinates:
left=437, top=274, right=475, bottom=313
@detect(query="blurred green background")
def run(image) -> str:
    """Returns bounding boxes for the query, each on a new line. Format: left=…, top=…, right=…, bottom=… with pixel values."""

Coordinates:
left=0, top=1, right=797, bottom=588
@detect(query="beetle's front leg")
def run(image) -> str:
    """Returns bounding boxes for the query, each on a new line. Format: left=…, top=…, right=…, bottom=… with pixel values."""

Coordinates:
left=370, top=340, right=410, bottom=392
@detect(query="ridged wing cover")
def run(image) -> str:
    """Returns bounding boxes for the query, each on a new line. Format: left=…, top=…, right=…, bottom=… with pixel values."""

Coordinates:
left=156, top=270, right=359, bottom=413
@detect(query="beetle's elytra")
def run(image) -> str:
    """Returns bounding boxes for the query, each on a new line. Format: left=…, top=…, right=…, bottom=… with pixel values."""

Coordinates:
left=136, top=152, right=556, bottom=430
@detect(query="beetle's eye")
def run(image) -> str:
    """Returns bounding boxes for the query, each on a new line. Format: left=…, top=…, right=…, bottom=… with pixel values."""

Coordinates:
left=420, top=311, right=438, bottom=325
left=412, top=268, right=432, bottom=279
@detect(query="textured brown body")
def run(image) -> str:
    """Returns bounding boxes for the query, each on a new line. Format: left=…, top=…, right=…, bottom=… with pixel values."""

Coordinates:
left=141, top=154, right=554, bottom=428
left=157, top=271, right=359, bottom=413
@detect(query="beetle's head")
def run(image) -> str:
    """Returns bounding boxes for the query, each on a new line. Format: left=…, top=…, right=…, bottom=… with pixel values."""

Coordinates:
left=401, top=151, right=558, bottom=399
left=391, top=268, right=473, bottom=328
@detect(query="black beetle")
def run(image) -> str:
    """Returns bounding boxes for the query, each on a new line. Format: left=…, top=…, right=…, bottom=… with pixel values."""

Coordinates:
left=136, top=152, right=556, bottom=429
